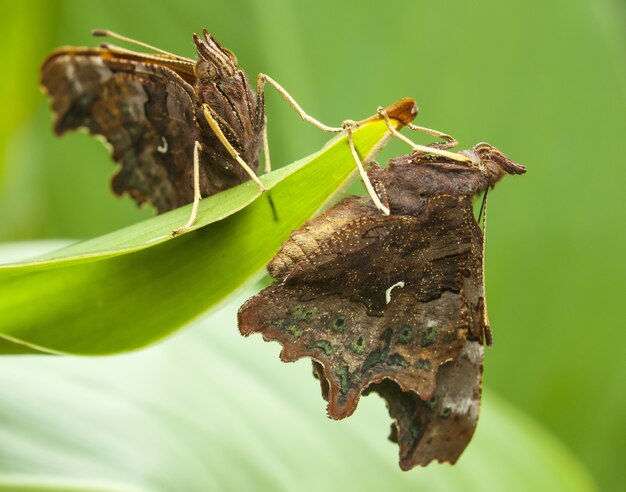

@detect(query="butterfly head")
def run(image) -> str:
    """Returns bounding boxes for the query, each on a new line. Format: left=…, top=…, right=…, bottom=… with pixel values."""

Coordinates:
left=193, top=29, right=238, bottom=81
left=470, top=143, right=526, bottom=186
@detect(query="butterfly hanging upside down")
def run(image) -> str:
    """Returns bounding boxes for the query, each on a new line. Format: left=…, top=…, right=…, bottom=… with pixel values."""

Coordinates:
left=239, top=143, right=525, bottom=469
left=40, top=29, right=473, bottom=235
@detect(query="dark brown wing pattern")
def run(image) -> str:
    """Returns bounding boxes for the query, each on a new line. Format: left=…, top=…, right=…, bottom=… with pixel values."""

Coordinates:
left=40, top=31, right=263, bottom=213
left=239, top=147, right=525, bottom=469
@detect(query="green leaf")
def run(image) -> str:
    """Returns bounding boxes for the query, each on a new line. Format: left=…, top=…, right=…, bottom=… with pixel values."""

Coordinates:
left=0, top=118, right=394, bottom=355
left=0, top=278, right=597, bottom=492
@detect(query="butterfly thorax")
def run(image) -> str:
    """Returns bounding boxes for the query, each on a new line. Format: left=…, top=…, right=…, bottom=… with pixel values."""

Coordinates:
left=371, top=145, right=525, bottom=216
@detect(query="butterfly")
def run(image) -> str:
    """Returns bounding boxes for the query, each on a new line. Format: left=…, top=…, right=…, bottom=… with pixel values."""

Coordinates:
left=41, top=29, right=265, bottom=223
left=238, top=143, right=525, bottom=469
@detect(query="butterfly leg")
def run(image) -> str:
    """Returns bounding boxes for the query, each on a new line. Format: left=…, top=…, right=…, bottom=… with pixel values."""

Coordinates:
left=376, top=107, right=474, bottom=164
left=257, top=74, right=391, bottom=213
left=171, top=141, right=203, bottom=236
left=406, top=122, right=458, bottom=150
left=202, top=104, right=267, bottom=191
left=257, top=74, right=344, bottom=133
left=262, top=115, right=271, bottom=174
left=345, top=122, right=390, bottom=216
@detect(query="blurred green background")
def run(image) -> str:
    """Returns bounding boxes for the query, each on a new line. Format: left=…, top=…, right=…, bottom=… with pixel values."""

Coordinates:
left=0, top=0, right=624, bottom=490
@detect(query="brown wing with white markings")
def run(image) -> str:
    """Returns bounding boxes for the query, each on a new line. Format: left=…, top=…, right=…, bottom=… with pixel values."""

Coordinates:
left=41, top=30, right=264, bottom=213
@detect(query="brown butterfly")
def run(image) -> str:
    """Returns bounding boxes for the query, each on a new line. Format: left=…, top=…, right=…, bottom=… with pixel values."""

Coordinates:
left=40, top=29, right=265, bottom=227
left=238, top=143, right=525, bottom=469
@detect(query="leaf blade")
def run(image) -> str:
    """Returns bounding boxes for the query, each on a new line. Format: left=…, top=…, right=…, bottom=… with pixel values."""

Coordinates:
left=0, top=119, right=392, bottom=355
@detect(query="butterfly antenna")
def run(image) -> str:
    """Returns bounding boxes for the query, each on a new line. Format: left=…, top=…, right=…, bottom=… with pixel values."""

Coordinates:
left=92, top=29, right=185, bottom=59
left=479, top=188, right=493, bottom=345
left=478, top=187, right=489, bottom=226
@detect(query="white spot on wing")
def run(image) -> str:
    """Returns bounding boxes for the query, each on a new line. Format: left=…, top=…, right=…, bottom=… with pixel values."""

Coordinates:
left=65, top=61, right=82, bottom=93
left=463, top=340, right=484, bottom=364
left=441, top=394, right=478, bottom=417
left=440, top=341, right=483, bottom=418
left=385, top=281, right=405, bottom=304
left=157, top=136, right=168, bottom=154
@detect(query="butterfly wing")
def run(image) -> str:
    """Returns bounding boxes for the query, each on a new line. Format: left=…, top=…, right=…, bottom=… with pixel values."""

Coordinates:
left=239, top=194, right=487, bottom=467
left=365, top=339, right=483, bottom=469
left=41, top=47, right=261, bottom=213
